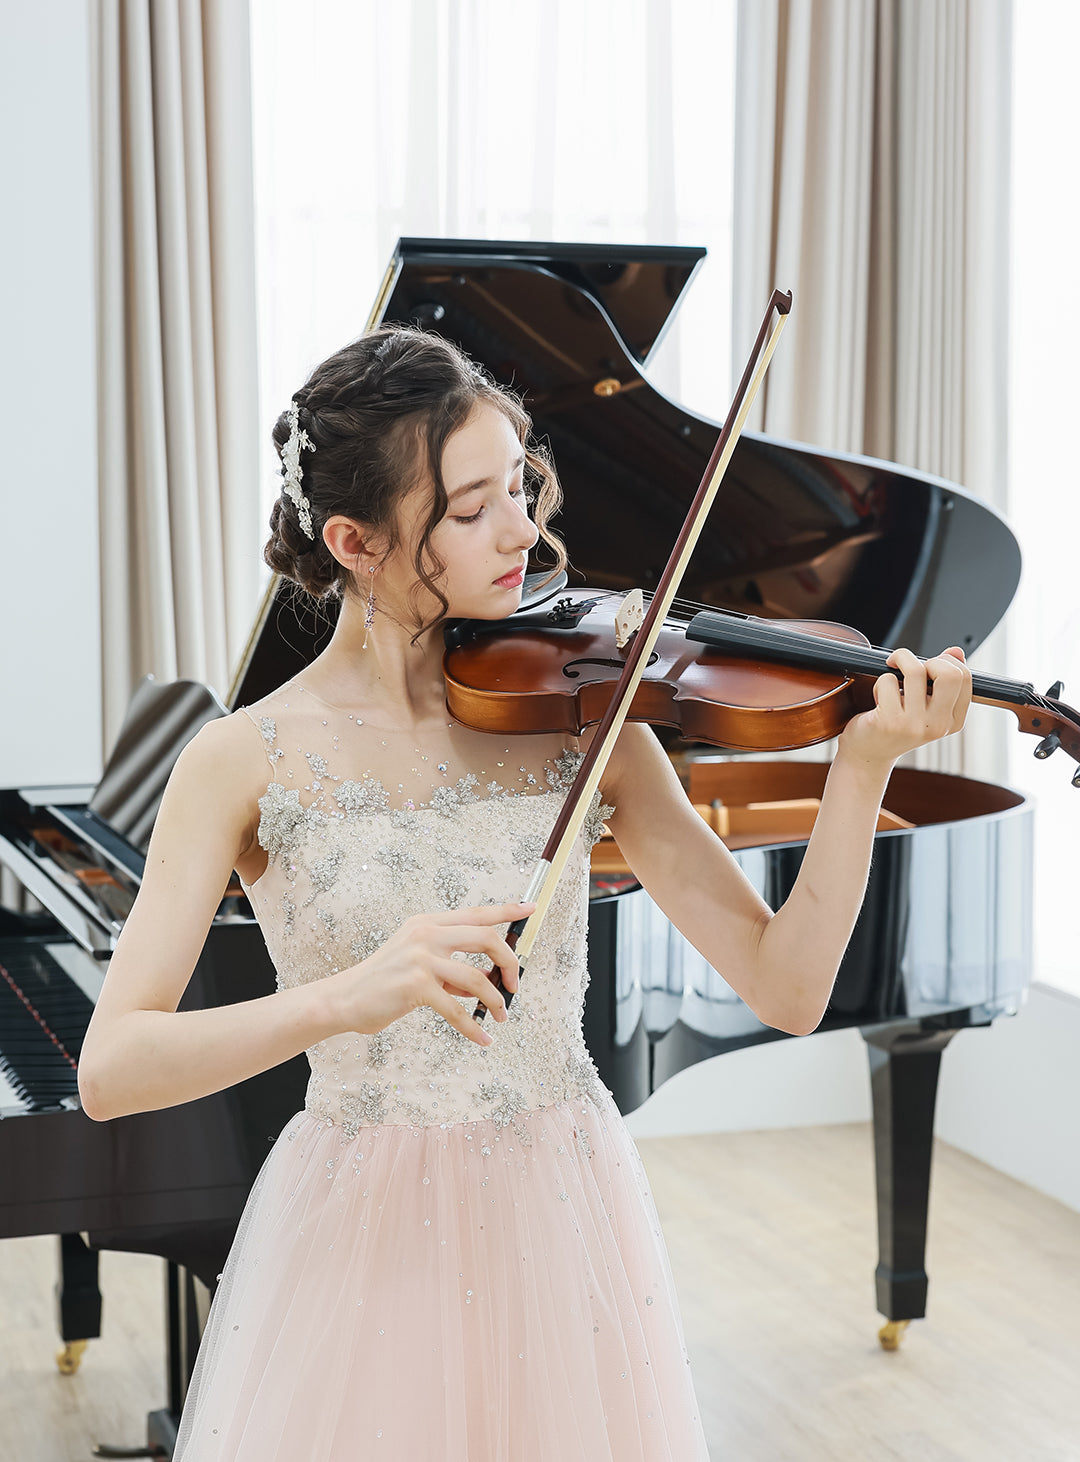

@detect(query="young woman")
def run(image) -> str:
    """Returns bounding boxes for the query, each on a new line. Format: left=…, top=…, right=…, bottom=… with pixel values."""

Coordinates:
left=78, top=325, right=972, bottom=1460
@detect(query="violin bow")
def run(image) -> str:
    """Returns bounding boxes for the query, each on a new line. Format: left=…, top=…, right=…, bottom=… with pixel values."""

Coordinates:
left=472, top=287, right=793, bottom=1023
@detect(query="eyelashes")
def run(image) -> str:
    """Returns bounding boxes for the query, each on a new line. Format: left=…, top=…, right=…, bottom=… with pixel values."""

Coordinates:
left=453, top=485, right=534, bottom=525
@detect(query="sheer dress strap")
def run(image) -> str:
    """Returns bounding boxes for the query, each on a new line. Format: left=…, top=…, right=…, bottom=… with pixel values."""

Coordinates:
left=236, top=705, right=285, bottom=783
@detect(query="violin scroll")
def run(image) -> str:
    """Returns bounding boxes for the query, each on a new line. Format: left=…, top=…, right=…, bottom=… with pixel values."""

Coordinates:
left=1022, top=682, right=1080, bottom=787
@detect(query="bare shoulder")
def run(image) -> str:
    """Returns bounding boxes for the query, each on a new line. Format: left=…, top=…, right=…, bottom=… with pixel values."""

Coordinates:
left=76, top=707, right=276, bottom=1041
left=179, top=707, right=267, bottom=782
left=183, top=705, right=265, bottom=756
left=169, top=709, right=271, bottom=862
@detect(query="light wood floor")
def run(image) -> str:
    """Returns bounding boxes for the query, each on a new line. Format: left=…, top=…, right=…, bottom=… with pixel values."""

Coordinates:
left=2, top=1122, right=1078, bottom=1461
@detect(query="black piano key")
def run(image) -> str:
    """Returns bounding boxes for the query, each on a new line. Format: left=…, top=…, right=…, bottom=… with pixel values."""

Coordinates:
left=0, top=938, right=95, bottom=1113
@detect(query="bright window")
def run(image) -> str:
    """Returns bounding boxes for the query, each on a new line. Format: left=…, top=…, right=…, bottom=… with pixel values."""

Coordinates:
left=1007, top=0, right=1080, bottom=996
left=249, top=0, right=738, bottom=515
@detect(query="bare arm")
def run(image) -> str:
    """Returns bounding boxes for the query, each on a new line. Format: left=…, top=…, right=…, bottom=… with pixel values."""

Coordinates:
left=598, top=647, right=973, bottom=1037
left=76, top=712, right=342, bottom=1121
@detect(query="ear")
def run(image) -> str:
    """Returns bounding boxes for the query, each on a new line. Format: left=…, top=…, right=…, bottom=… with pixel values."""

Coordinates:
left=322, top=514, right=387, bottom=575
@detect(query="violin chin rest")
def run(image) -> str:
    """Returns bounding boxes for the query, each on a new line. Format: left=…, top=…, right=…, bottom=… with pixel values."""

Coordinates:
left=517, top=567, right=569, bottom=611
left=443, top=569, right=570, bottom=651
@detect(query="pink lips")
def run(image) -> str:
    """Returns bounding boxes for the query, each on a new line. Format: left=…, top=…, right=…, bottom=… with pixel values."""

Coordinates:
left=493, top=565, right=526, bottom=589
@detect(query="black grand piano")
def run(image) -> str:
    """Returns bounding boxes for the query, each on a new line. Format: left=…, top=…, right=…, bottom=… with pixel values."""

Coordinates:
left=0, top=238, right=1032, bottom=1455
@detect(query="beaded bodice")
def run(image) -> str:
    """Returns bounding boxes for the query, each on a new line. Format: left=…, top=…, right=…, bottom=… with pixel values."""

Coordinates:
left=236, top=680, right=614, bottom=1135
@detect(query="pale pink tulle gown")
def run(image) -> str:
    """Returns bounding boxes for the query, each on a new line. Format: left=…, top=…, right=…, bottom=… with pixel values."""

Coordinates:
left=172, top=681, right=711, bottom=1460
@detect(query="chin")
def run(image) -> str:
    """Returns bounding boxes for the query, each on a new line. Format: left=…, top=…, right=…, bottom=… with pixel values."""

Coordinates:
left=448, top=586, right=524, bottom=621
left=461, top=603, right=519, bottom=622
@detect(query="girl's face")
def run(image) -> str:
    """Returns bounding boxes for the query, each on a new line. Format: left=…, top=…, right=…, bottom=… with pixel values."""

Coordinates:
left=387, top=397, right=540, bottom=623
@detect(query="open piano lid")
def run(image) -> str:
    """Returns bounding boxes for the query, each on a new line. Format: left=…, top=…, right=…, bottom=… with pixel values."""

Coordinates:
left=42, top=677, right=226, bottom=886
left=230, top=237, right=1021, bottom=710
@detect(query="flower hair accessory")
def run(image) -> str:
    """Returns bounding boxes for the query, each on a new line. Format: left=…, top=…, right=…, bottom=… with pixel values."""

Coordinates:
left=281, top=399, right=315, bottom=539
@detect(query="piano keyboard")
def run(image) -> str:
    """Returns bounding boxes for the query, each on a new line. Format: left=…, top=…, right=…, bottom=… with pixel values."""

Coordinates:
left=0, top=1062, right=20, bottom=1114
left=0, top=938, right=95, bottom=1116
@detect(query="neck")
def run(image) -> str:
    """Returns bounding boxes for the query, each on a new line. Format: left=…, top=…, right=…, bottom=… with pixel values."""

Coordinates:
left=304, top=593, right=449, bottom=728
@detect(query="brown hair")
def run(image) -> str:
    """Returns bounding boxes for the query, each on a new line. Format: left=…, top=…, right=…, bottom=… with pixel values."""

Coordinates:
left=264, top=324, right=565, bottom=634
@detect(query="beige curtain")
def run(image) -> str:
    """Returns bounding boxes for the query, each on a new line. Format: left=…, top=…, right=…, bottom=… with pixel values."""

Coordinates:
left=733, top=0, right=1012, bottom=778
left=92, top=0, right=262, bottom=751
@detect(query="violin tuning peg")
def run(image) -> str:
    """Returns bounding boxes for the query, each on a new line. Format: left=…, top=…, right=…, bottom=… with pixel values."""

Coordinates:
left=1034, top=732, right=1061, bottom=759
left=1046, top=680, right=1064, bottom=700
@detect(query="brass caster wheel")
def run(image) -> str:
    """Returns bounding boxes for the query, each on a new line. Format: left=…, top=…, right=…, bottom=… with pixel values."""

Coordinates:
left=56, top=1338, right=88, bottom=1374
left=877, top=1319, right=910, bottom=1351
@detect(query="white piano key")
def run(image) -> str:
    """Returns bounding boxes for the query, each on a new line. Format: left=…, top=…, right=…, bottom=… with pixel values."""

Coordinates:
left=0, top=1060, right=26, bottom=1116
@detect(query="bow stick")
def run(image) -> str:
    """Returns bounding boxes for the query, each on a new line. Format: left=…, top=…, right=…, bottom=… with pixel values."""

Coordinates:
left=471, top=287, right=793, bottom=1023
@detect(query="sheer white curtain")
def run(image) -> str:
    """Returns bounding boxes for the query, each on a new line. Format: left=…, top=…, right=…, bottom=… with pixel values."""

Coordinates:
left=249, top=0, right=738, bottom=517
left=733, top=0, right=1013, bottom=781
left=1008, top=1, right=1080, bottom=995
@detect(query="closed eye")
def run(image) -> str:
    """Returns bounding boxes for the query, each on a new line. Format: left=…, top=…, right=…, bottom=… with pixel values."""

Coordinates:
left=453, top=483, right=532, bottom=525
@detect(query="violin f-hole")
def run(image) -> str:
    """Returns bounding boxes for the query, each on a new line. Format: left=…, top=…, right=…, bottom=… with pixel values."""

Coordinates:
left=562, top=653, right=660, bottom=680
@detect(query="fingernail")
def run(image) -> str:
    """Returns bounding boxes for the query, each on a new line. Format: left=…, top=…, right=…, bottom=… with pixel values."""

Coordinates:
left=480, top=1029, right=493, bottom=1044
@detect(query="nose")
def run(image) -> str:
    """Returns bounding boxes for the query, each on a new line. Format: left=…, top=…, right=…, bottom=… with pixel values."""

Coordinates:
left=499, top=495, right=539, bottom=555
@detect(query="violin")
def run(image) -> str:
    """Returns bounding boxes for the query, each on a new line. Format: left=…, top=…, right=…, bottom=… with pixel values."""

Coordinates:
left=444, top=576, right=1080, bottom=781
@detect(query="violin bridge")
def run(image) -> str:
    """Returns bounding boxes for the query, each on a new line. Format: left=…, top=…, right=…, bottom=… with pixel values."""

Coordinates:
left=614, top=587, right=645, bottom=650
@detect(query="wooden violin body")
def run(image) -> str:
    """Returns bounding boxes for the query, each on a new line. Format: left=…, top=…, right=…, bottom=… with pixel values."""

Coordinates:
left=444, top=584, right=1080, bottom=778
left=445, top=588, right=879, bottom=751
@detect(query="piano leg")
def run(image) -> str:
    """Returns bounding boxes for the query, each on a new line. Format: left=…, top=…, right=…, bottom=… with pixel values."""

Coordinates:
left=55, top=1230, right=101, bottom=1374
left=144, top=1259, right=214, bottom=1455
left=860, top=1021, right=958, bottom=1350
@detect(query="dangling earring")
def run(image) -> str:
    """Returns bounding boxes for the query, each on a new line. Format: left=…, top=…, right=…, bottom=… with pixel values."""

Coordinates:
left=362, top=565, right=376, bottom=649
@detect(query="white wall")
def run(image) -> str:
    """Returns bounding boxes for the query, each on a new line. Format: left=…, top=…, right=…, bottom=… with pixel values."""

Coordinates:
left=0, top=0, right=101, bottom=788
left=624, top=1025, right=871, bottom=1138
left=935, top=984, right=1080, bottom=1214
left=625, top=983, right=1080, bottom=1216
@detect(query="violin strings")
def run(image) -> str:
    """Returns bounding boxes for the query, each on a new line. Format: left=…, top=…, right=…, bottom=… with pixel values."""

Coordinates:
left=627, top=587, right=1041, bottom=708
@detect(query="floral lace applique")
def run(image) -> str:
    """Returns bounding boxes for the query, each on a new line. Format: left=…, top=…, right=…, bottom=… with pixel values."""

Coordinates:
left=428, top=773, right=481, bottom=818
left=257, top=783, right=318, bottom=861
left=583, top=791, right=616, bottom=848
left=237, top=700, right=612, bottom=1133
left=433, top=863, right=470, bottom=908
left=372, top=844, right=422, bottom=875
left=545, top=748, right=615, bottom=848
left=335, top=778, right=390, bottom=816
left=309, top=846, right=346, bottom=893
left=259, top=716, right=284, bottom=766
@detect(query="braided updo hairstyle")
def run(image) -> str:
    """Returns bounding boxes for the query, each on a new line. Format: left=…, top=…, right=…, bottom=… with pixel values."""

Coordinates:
left=265, top=324, right=566, bottom=633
